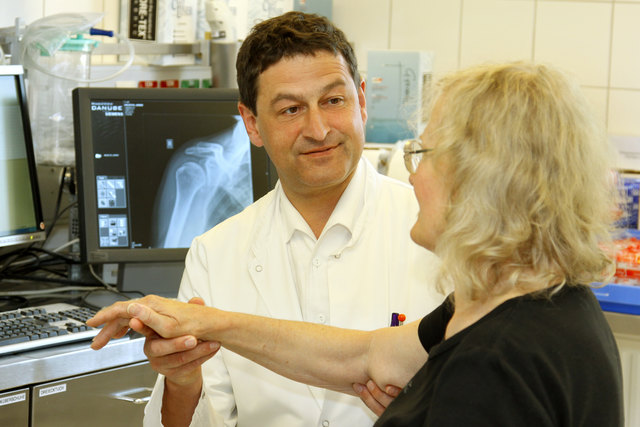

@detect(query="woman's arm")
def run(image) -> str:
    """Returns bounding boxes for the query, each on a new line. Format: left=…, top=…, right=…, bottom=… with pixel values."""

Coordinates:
left=88, top=295, right=427, bottom=395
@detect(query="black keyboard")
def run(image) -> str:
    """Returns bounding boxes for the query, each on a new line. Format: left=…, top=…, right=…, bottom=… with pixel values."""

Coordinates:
left=0, top=303, right=100, bottom=356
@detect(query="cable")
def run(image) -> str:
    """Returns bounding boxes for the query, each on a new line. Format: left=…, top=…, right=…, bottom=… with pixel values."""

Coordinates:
left=52, top=238, right=80, bottom=253
left=0, top=274, right=98, bottom=287
left=0, top=286, right=104, bottom=296
left=87, top=263, right=118, bottom=292
left=3, top=248, right=77, bottom=272
left=0, top=296, right=29, bottom=311
left=46, top=166, right=67, bottom=240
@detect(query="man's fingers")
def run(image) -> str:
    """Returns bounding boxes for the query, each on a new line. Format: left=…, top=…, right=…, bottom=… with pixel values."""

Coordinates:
left=145, top=335, right=201, bottom=358
left=385, top=385, right=402, bottom=398
left=353, top=383, right=385, bottom=417
left=166, top=348, right=219, bottom=377
left=366, top=379, right=395, bottom=408
left=145, top=339, right=220, bottom=378
left=129, top=318, right=157, bottom=338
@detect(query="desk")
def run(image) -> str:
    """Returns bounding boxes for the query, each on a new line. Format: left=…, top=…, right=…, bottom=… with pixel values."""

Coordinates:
left=0, top=335, right=155, bottom=427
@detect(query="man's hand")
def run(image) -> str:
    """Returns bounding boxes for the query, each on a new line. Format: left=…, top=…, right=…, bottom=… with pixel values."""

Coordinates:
left=132, top=298, right=220, bottom=386
left=353, top=380, right=401, bottom=417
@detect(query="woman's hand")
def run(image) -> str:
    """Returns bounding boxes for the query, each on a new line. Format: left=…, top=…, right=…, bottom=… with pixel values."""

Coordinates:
left=87, top=294, right=216, bottom=349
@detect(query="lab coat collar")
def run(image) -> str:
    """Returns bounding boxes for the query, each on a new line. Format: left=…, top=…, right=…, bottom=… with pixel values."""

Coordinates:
left=278, top=157, right=368, bottom=245
left=246, top=157, right=381, bottom=319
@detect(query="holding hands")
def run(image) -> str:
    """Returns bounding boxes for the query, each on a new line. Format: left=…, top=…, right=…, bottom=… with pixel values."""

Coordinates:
left=87, top=295, right=401, bottom=416
left=87, top=296, right=220, bottom=388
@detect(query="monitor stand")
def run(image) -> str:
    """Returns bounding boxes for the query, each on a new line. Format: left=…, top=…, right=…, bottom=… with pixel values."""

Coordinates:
left=117, top=261, right=184, bottom=298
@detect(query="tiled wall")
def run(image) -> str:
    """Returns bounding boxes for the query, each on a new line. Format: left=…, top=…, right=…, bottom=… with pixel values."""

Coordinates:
left=333, top=0, right=640, bottom=140
left=5, top=0, right=640, bottom=137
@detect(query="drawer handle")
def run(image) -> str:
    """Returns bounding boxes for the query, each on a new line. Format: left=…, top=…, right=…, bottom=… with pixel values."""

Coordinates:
left=110, top=387, right=153, bottom=405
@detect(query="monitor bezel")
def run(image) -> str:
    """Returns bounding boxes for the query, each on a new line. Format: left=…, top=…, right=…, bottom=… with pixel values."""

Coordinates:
left=72, top=87, right=276, bottom=264
left=0, top=65, right=46, bottom=248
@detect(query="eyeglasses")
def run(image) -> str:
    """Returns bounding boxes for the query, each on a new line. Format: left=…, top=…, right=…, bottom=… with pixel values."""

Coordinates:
left=403, top=139, right=433, bottom=174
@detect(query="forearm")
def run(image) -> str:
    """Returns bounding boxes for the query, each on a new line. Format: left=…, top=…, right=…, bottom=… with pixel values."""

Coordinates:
left=89, top=296, right=426, bottom=394
left=207, top=309, right=373, bottom=394
left=161, top=376, right=202, bottom=427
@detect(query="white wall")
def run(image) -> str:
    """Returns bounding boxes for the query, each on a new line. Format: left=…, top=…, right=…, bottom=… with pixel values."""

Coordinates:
left=5, top=0, right=640, bottom=137
left=333, top=0, right=640, bottom=139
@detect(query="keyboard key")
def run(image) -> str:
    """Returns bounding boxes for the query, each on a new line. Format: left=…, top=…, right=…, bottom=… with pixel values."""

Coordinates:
left=0, top=335, right=29, bottom=345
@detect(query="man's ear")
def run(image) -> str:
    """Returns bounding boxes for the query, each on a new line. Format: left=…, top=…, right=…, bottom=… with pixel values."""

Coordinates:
left=358, top=79, right=367, bottom=125
left=238, top=102, right=264, bottom=147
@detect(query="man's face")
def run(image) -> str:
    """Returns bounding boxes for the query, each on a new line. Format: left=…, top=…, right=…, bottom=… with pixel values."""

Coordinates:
left=238, top=51, right=367, bottom=199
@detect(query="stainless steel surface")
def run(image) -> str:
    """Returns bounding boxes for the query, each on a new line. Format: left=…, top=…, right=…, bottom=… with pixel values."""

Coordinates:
left=0, top=335, right=145, bottom=391
left=31, top=361, right=156, bottom=427
left=0, top=388, right=29, bottom=427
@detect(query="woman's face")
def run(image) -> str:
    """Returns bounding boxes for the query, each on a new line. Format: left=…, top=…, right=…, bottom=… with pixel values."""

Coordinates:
left=409, top=105, right=452, bottom=252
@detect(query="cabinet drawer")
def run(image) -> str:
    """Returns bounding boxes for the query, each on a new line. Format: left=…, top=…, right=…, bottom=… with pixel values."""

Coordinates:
left=32, top=361, right=156, bottom=427
left=0, top=388, right=29, bottom=427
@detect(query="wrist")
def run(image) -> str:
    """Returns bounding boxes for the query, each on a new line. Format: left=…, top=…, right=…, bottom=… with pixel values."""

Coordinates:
left=165, top=373, right=202, bottom=397
left=196, top=307, right=228, bottom=342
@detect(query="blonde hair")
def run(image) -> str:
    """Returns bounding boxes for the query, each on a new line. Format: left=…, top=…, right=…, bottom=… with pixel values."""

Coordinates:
left=427, top=62, right=616, bottom=301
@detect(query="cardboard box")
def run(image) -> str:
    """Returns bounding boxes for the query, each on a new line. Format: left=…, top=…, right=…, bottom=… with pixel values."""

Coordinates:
left=120, top=0, right=199, bottom=66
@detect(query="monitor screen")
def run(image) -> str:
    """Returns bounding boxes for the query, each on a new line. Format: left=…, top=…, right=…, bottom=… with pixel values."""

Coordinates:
left=0, top=65, right=46, bottom=248
left=73, top=87, right=276, bottom=264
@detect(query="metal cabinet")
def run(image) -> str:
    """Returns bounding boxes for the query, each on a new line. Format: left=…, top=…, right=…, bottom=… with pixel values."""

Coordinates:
left=0, top=388, right=29, bottom=427
left=31, top=362, right=156, bottom=427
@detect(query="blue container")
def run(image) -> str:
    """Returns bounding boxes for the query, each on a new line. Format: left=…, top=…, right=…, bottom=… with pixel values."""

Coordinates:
left=592, top=283, right=640, bottom=315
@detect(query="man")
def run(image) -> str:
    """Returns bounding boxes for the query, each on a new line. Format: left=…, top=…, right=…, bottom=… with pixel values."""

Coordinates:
left=135, top=11, right=442, bottom=426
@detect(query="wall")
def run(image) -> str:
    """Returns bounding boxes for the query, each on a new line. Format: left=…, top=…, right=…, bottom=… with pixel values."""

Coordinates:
left=333, top=0, right=640, bottom=142
left=4, top=0, right=640, bottom=139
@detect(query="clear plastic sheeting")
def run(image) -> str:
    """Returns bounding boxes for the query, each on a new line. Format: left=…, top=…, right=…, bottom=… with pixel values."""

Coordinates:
left=20, top=13, right=103, bottom=61
left=21, top=13, right=102, bottom=166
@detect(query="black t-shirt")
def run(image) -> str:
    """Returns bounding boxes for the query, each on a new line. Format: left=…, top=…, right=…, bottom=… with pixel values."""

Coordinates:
left=375, top=285, right=623, bottom=426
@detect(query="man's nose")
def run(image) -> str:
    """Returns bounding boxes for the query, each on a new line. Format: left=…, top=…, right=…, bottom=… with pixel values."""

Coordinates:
left=302, top=107, right=330, bottom=141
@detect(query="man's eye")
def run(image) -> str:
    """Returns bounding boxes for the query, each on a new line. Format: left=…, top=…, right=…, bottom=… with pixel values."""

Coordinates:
left=327, top=97, right=343, bottom=105
left=283, top=106, right=299, bottom=115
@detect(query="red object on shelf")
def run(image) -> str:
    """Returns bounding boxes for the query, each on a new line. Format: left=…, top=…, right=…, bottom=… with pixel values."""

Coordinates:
left=613, top=235, right=640, bottom=285
left=160, top=79, right=180, bottom=88
left=138, top=80, right=158, bottom=88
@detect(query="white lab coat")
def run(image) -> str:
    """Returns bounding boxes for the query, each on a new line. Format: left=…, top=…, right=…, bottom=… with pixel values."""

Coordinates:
left=143, top=158, right=443, bottom=427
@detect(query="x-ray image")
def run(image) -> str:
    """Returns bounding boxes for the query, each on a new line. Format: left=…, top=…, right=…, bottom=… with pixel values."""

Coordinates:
left=151, top=117, right=252, bottom=248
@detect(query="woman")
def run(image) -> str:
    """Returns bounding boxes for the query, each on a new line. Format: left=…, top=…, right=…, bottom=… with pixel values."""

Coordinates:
left=89, top=62, right=623, bottom=426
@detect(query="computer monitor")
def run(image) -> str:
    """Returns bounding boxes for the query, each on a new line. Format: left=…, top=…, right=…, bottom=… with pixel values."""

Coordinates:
left=72, top=87, right=277, bottom=293
left=0, top=65, right=46, bottom=249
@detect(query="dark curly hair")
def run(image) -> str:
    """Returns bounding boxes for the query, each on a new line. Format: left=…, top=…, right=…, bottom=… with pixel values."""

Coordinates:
left=236, top=11, right=360, bottom=114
